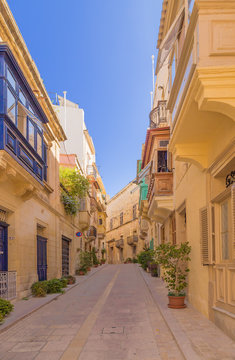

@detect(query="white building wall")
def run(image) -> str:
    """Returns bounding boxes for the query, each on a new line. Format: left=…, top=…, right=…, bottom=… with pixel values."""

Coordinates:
left=54, top=96, right=95, bottom=175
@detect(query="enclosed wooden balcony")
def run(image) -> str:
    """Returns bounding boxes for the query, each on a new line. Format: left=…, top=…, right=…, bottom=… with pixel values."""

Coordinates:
left=139, top=218, right=148, bottom=239
left=87, top=226, right=97, bottom=241
left=79, top=197, right=91, bottom=231
left=166, top=2, right=235, bottom=169
left=127, top=235, right=138, bottom=246
left=147, top=172, right=173, bottom=223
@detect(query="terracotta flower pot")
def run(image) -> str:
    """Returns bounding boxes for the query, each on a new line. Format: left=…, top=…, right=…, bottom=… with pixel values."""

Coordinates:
left=94, top=265, right=98, bottom=268
left=79, top=271, right=85, bottom=276
left=168, top=295, right=186, bottom=309
left=87, top=267, right=91, bottom=271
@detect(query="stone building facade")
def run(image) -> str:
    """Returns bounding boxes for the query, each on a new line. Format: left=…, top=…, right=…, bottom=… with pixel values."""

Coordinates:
left=139, top=0, right=235, bottom=341
left=106, top=182, right=144, bottom=264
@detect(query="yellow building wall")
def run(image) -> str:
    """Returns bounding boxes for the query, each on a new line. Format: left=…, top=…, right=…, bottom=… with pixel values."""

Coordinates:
left=174, top=161, right=210, bottom=317
left=106, top=182, right=144, bottom=264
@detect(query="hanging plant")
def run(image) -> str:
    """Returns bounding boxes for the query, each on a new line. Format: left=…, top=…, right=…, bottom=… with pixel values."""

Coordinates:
left=60, top=167, right=89, bottom=215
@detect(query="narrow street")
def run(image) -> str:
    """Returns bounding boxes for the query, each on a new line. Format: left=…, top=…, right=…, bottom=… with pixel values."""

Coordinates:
left=1, top=265, right=235, bottom=360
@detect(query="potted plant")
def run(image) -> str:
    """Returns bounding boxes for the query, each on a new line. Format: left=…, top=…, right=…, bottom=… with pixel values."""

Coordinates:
left=101, top=248, right=106, bottom=259
left=155, top=242, right=191, bottom=309
left=65, top=275, right=76, bottom=285
left=91, top=247, right=99, bottom=267
left=149, top=262, right=159, bottom=277
left=137, top=249, right=155, bottom=271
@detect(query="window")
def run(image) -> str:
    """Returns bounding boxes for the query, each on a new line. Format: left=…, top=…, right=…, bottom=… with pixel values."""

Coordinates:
left=120, top=212, right=123, bottom=226
left=110, top=218, right=113, bottom=230
left=157, top=151, right=168, bottom=172
left=220, top=198, right=232, bottom=261
left=7, top=87, right=16, bottom=123
left=37, top=132, right=43, bottom=157
left=211, top=206, right=216, bottom=262
left=133, top=204, right=137, bottom=220
left=17, top=102, right=27, bottom=137
left=7, top=67, right=16, bottom=90
left=27, top=119, right=35, bottom=148
left=171, top=53, right=176, bottom=89
left=19, top=90, right=26, bottom=106
left=99, top=218, right=103, bottom=225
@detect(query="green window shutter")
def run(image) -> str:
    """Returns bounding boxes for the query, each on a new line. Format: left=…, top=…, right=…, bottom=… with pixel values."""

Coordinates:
left=150, top=238, right=154, bottom=250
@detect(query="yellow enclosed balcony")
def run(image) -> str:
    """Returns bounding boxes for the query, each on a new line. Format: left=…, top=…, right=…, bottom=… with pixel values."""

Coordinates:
left=79, top=197, right=91, bottom=231
left=165, top=1, right=235, bottom=168
left=147, top=172, right=173, bottom=223
left=139, top=218, right=148, bottom=240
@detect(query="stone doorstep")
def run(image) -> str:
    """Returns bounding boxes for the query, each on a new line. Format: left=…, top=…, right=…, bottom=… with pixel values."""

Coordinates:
left=0, top=264, right=107, bottom=334
left=139, top=266, right=202, bottom=360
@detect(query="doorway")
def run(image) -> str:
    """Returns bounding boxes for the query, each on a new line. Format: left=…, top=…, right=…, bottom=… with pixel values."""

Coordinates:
left=37, top=236, right=47, bottom=281
left=62, top=236, right=70, bottom=277
left=0, top=224, right=8, bottom=271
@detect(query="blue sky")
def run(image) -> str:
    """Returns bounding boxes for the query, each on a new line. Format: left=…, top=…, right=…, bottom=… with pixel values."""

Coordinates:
left=7, top=0, right=161, bottom=197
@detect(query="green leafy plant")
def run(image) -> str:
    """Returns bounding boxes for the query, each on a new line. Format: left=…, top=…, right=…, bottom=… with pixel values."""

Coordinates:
left=65, top=275, right=76, bottom=284
left=60, top=167, right=89, bottom=215
left=155, top=242, right=191, bottom=296
left=31, top=281, right=48, bottom=297
left=31, top=278, right=68, bottom=297
left=46, top=279, right=64, bottom=294
left=60, top=278, right=68, bottom=288
left=78, top=250, right=92, bottom=272
left=91, top=247, right=99, bottom=265
left=0, top=298, right=14, bottom=317
left=137, top=249, right=155, bottom=270
left=132, top=257, right=138, bottom=263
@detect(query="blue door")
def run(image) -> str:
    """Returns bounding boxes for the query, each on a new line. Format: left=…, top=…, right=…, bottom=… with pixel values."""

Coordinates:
left=37, top=236, right=47, bottom=281
left=0, top=225, right=8, bottom=271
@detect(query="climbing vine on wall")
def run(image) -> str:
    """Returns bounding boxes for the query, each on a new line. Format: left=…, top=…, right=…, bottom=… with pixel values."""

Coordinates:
left=60, top=167, right=89, bottom=215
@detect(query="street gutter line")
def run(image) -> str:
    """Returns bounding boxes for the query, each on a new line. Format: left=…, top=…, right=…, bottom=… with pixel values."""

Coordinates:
left=61, top=269, right=120, bottom=360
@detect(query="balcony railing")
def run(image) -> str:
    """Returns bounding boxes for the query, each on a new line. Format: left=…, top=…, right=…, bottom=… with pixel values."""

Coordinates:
left=149, top=101, right=167, bottom=129
left=115, top=239, right=124, bottom=248
left=0, top=271, right=17, bottom=300
left=127, top=235, right=138, bottom=246
left=87, top=165, right=97, bottom=179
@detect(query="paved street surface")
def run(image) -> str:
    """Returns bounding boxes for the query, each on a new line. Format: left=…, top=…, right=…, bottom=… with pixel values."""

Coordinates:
left=0, top=264, right=235, bottom=360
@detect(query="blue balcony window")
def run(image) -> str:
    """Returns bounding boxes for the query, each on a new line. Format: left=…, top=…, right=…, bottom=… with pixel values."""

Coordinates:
left=0, top=45, right=48, bottom=183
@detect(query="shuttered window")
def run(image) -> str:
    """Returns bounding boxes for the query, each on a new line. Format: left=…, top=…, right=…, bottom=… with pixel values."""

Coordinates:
left=211, top=206, right=216, bottom=262
left=200, top=207, right=209, bottom=265
left=171, top=213, right=176, bottom=245
left=221, top=200, right=230, bottom=260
